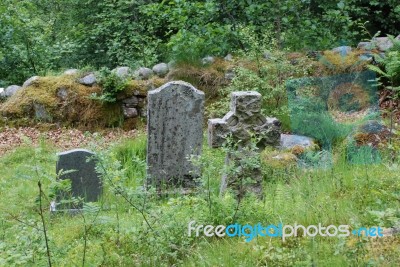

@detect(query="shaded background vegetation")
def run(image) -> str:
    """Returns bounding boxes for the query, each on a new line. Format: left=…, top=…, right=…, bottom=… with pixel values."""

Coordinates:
left=1, top=0, right=399, bottom=86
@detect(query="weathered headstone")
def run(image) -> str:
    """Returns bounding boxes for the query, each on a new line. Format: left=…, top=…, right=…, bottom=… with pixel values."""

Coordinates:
left=54, top=149, right=101, bottom=211
left=208, top=91, right=281, bottom=197
left=147, top=81, right=205, bottom=188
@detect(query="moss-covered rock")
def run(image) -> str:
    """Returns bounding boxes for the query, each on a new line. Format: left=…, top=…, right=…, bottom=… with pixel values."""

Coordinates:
left=0, top=75, right=123, bottom=128
left=119, top=77, right=167, bottom=99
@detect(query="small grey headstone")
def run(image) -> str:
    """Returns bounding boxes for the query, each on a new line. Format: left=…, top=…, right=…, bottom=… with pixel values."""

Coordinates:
left=147, top=81, right=204, bottom=188
left=55, top=149, right=101, bottom=210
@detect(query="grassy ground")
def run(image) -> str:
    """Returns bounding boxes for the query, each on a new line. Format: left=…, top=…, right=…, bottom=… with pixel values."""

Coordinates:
left=0, top=132, right=399, bottom=266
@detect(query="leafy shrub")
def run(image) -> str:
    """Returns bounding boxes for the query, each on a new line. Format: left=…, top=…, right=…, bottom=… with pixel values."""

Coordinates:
left=368, top=35, right=400, bottom=97
left=91, top=68, right=128, bottom=103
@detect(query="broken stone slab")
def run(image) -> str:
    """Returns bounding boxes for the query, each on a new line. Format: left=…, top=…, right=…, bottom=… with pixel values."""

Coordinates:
left=208, top=118, right=228, bottom=148
left=22, top=76, right=39, bottom=88
left=208, top=91, right=281, bottom=149
left=78, top=73, right=97, bottom=86
left=0, top=88, right=5, bottom=98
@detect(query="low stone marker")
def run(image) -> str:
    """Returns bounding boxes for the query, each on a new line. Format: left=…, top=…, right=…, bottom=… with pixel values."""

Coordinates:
left=208, top=91, right=281, bottom=197
left=53, top=149, right=101, bottom=211
left=147, top=81, right=205, bottom=189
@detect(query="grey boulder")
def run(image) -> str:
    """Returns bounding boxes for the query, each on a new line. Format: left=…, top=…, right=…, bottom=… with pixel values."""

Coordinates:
left=112, top=67, right=131, bottom=79
left=224, top=54, right=233, bottom=61
left=202, top=56, right=215, bottom=65
left=280, top=134, right=315, bottom=150
left=123, top=107, right=138, bottom=118
left=373, top=35, right=400, bottom=52
left=78, top=73, right=97, bottom=86
left=135, top=67, right=153, bottom=80
left=152, top=63, right=169, bottom=78
left=122, top=96, right=139, bottom=107
left=332, top=46, right=352, bottom=56
left=4, top=85, right=22, bottom=97
left=357, top=42, right=373, bottom=50
left=23, top=76, right=39, bottom=88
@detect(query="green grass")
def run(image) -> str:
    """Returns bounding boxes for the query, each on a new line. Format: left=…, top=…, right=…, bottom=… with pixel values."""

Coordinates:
left=0, top=134, right=399, bottom=266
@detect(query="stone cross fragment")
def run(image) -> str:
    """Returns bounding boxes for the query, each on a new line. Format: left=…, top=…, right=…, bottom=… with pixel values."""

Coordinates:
left=147, top=81, right=205, bottom=189
left=208, top=91, right=281, bottom=197
left=208, top=91, right=281, bottom=149
left=54, top=149, right=102, bottom=211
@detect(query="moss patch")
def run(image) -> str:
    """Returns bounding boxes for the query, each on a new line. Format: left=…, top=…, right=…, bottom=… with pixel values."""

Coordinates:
left=167, top=58, right=232, bottom=99
left=261, top=148, right=298, bottom=169
left=318, top=50, right=369, bottom=75
left=118, top=77, right=167, bottom=99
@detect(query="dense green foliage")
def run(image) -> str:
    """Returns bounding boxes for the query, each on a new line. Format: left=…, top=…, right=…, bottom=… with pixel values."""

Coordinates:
left=1, top=0, right=399, bottom=85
